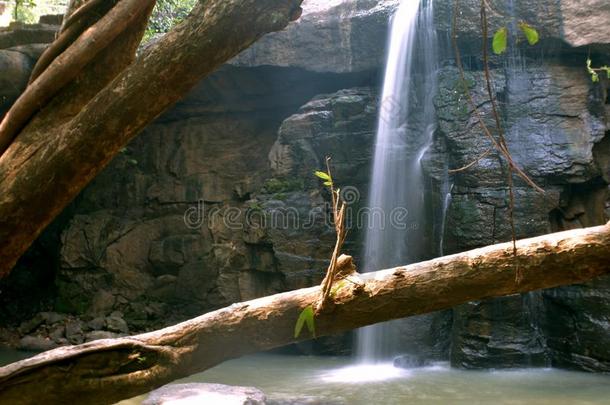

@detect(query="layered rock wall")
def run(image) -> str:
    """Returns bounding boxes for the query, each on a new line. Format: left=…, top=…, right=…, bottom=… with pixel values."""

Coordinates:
left=1, top=1, right=609, bottom=370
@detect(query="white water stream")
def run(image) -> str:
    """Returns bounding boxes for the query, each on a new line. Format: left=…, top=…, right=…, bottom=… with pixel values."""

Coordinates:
left=356, top=0, right=439, bottom=362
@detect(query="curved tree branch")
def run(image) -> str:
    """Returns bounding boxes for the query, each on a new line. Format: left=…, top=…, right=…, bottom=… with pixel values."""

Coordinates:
left=60, top=0, right=110, bottom=35
left=28, top=0, right=116, bottom=84
left=0, top=0, right=156, bottom=157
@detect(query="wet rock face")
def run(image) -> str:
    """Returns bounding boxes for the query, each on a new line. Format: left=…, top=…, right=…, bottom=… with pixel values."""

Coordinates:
left=435, top=64, right=605, bottom=187
left=434, top=62, right=606, bottom=253
left=433, top=59, right=609, bottom=369
left=235, top=0, right=610, bottom=74
left=451, top=295, right=549, bottom=369
left=541, top=275, right=610, bottom=372
left=435, top=0, right=610, bottom=51
left=270, top=87, right=377, bottom=183
left=231, top=0, right=399, bottom=73
left=47, top=66, right=373, bottom=330
left=1, top=4, right=609, bottom=373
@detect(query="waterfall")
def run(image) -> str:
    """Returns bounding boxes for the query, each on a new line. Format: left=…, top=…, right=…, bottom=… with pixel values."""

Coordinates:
left=439, top=183, right=453, bottom=257
left=356, top=0, right=438, bottom=363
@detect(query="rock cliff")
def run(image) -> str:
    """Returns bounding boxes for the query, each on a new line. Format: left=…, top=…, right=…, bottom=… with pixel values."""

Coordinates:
left=0, top=0, right=609, bottom=370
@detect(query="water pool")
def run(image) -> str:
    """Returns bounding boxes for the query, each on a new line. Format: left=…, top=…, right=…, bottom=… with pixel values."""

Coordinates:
left=2, top=351, right=609, bottom=404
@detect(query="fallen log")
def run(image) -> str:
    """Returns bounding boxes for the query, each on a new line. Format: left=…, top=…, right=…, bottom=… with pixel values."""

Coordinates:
left=1, top=222, right=609, bottom=404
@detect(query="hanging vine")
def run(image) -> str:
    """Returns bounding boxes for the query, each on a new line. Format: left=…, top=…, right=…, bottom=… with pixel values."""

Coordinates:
left=451, top=0, right=546, bottom=282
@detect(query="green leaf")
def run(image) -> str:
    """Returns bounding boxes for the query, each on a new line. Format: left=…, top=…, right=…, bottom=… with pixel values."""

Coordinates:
left=294, top=305, right=316, bottom=338
left=519, top=22, right=539, bottom=46
left=323, top=181, right=333, bottom=186
left=492, top=27, right=508, bottom=55
left=304, top=308, right=316, bottom=337
left=591, top=72, right=599, bottom=83
left=314, top=171, right=331, bottom=181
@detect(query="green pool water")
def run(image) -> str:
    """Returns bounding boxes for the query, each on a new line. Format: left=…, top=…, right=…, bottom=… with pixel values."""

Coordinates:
left=2, top=351, right=609, bottom=404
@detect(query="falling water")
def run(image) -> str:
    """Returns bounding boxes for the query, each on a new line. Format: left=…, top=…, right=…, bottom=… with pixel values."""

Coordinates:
left=356, top=0, right=438, bottom=362
left=439, top=183, right=453, bottom=257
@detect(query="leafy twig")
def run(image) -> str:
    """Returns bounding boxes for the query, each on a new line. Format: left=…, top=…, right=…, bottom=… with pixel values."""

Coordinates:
left=316, top=157, right=348, bottom=312
left=587, top=58, right=610, bottom=83
left=294, top=157, right=350, bottom=337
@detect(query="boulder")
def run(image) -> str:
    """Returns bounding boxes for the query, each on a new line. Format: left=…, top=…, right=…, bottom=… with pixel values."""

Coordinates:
left=17, top=314, right=45, bottom=335
left=0, top=49, right=31, bottom=116
left=38, top=15, right=63, bottom=26
left=105, top=315, right=129, bottom=334
left=6, top=43, right=47, bottom=60
left=270, top=87, right=377, bottom=182
left=143, top=383, right=266, bottom=405
left=86, top=317, right=106, bottom=331
left=553, top=0, right=610, bottom=48
left=18, top=335, right=57, bottom=352
left=85, top=331, right=120, bottom=342
left=39, top=312, right=66, bottom=325
left=65, top=321, right=84, bottom=345
left=48, top=324, right=65, bottom=340
left=433, top=58, right=609, bottom=370
left=434, top=64, right=605, bottom=190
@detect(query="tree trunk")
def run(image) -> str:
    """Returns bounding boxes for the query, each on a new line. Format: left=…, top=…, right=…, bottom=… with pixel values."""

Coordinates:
left=0, top=0, right=304, bottom=278
left=1, top=222, right=609, bottom=405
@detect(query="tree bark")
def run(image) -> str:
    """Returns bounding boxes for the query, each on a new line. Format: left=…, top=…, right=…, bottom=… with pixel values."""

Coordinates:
left=1, top=222, right=609, bottom=405
left=0, top=0, right=156, bottom=155
left=0, top=0, right=304, bottom=278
